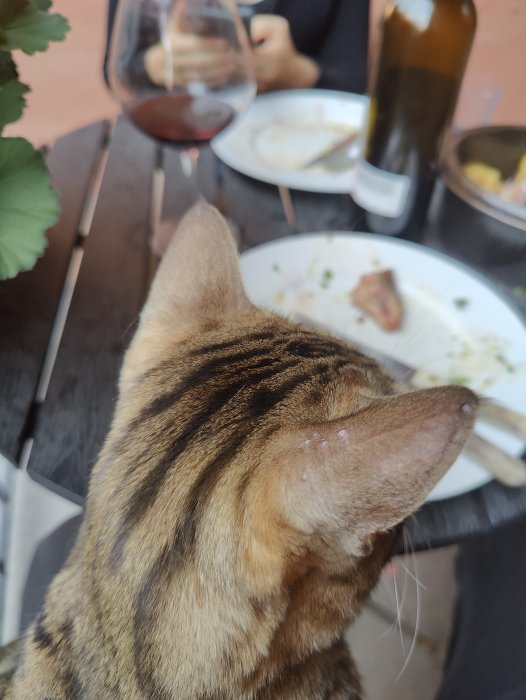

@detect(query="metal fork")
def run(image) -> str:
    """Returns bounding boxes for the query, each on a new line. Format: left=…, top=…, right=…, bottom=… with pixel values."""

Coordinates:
left=302, top=132, right=361, bottom=172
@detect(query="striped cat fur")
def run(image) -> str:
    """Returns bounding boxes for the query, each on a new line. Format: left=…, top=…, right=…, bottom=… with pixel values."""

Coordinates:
left=7, top=204, right=477, bottom=699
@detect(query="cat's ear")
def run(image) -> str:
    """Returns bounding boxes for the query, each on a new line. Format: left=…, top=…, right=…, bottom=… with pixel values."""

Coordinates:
left=266, top=386, right=477, bottom=546
left=121, top=203, right=252, bottom=384
left=141, top=202, right=252, bottom=334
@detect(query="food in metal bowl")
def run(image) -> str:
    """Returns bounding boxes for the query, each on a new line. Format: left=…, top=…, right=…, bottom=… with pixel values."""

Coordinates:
left=464, top=153, right=526, bottom=206
left=437, top=126, right=526, bottom=266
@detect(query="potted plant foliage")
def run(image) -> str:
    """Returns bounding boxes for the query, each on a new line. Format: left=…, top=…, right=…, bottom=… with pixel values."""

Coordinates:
left=0, top=0, right=69, bottom=280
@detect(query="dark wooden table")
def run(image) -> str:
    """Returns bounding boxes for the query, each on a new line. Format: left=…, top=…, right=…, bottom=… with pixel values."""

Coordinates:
left=1, top=116, right=525, bottom=550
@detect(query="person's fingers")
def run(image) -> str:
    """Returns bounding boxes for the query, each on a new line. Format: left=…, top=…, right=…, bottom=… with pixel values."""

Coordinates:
left=197, top=64, right=237, bottom=88
left=170, top=0, right=185, bottom=32
left=175, top=61, right=237, bottom=87
left=171, top=31, right=228, bottom=55
left=171, top=33, right=234, bottom=79
left=144, top=35, right=236, bottom=87
left=174, top=48, right=236, bottom=82
left=144, top=43, right=169, bottom=86
left=147, top=52, right=237, bottom=87
left=250, top=14, right=288, bottom=45
left=250, top=14, right=300, bottom=92
left=174, top=46, right=235, bottom=70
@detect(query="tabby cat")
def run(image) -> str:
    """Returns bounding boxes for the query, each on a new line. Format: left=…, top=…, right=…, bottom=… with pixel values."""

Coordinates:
left=7, top=204, right=477, bottom=699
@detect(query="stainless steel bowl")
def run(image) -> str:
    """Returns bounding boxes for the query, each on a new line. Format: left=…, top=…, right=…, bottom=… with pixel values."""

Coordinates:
left=437, top=126, right=526, bottom=266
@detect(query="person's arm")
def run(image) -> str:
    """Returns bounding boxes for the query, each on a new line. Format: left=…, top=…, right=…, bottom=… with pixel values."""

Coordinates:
left=250, top=15, right=320, bottom=93
left=250, top=0, right=370, bottom=95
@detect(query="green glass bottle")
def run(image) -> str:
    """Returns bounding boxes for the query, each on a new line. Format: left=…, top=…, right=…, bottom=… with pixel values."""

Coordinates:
left=353, top=0, right=476, bottom=241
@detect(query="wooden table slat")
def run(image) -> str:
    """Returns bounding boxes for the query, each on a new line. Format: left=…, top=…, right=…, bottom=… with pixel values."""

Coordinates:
left=0, top=121, right=109, bottom=464
left=29, top=118, right=158, bottom=500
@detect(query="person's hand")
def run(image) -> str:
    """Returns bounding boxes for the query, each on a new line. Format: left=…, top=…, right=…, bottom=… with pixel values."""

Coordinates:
left=144, top=14, right=238, bottom=88
left=250, top=14, right=320, bottom=93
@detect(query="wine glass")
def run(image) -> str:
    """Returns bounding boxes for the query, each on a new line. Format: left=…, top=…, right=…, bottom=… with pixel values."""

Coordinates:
left=108, top=0, right=256, bottom=253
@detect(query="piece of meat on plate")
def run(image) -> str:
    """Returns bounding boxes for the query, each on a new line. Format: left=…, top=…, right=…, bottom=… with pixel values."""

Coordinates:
left=351, top=269, right=403, bottom=331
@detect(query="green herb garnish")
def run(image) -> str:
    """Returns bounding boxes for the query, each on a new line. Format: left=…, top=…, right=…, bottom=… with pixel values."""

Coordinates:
left=449, top=376, right=470, bottom=386
left=320, top=268, right=334, bottom=289
left=453, top=298, right=470, bottom=310
left=495, top=353, right=516, bottom=373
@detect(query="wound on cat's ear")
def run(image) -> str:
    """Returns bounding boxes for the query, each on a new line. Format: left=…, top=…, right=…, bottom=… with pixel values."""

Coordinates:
left=267, top=386, right=477, bottom=539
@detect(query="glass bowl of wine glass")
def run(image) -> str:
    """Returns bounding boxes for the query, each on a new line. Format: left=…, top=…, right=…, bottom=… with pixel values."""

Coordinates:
left=107, top=0, right=256, bottom=254
left=108, top=0, right=256, bottom=149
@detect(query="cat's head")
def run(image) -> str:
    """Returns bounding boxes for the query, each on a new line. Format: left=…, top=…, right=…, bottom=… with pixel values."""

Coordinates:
left=88, top=203, right=476, bottom=685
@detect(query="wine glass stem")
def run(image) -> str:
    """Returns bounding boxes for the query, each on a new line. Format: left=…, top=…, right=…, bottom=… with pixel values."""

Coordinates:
left=180, top=146, right=202, bottom=205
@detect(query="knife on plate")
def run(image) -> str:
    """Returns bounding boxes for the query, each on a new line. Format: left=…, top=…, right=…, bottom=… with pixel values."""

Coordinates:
left=293, top=312, right=526, bottom=487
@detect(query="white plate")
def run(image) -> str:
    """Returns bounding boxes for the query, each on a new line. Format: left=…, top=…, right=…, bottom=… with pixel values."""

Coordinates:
left=212, top=89, right=368, bottom=193
left=240, top=233, right=526, bottom=501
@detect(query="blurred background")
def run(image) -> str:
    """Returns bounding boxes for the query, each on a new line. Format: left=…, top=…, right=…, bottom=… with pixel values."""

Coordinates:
left=5, top=0, right=526, bottom=148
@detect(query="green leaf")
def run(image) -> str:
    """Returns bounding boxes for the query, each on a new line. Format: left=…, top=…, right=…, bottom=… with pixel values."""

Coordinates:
left=0, top=0, right=29, bottom=39
left=0, top=77, right=29, bottom=130
left=0, top=51, right=29, bottom=131
left=0, top=137, right=60, bottom=279
left=31, top=0, right=52, bottom=10
left=0, top=1, right=69, bottom=54
left=0, top=50, right=17, bottom=82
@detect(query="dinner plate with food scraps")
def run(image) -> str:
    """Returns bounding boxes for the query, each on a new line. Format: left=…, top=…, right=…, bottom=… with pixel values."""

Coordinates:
left=211, top=89, right=368, bottom=193
left=240, top=233, right=526, bottom=501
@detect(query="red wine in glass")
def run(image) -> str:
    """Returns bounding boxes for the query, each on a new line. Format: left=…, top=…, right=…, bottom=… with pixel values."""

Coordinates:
left=128, top=93, right=236, bottom=148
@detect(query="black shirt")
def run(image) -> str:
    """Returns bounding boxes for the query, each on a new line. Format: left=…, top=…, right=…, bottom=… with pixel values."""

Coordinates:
left=105, top=0, right=370, bottom=94
left=243, top=0, right=370, bottom=93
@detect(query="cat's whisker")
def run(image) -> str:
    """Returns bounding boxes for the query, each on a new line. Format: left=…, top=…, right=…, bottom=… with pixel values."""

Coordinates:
left=395, top=528, right=439, bottom=678
left=121, top=314, right=141, bottom=342
left=381, top=533, right=413, bottom=648
left=396, top=543, right=421, bottom=680
left=402, top=528, right=421, bottom=661
left=400, top=528, right=428, bottom=590
left=232, top=382, right=249, bottom=402
left=370, top=570, right=399, bottom=640
left=393, top=560, right=410, bottom=639
left=373, top=534, right=415, bottom=644
left=375, top=614, right=398, bottom=641
left=368, top=595, right=422, bottom=647
left=398, top=560, right=427, bottom=590
left=373, top=573, right=403, bottom=641
left=392, top=566, right=406, bottom=657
